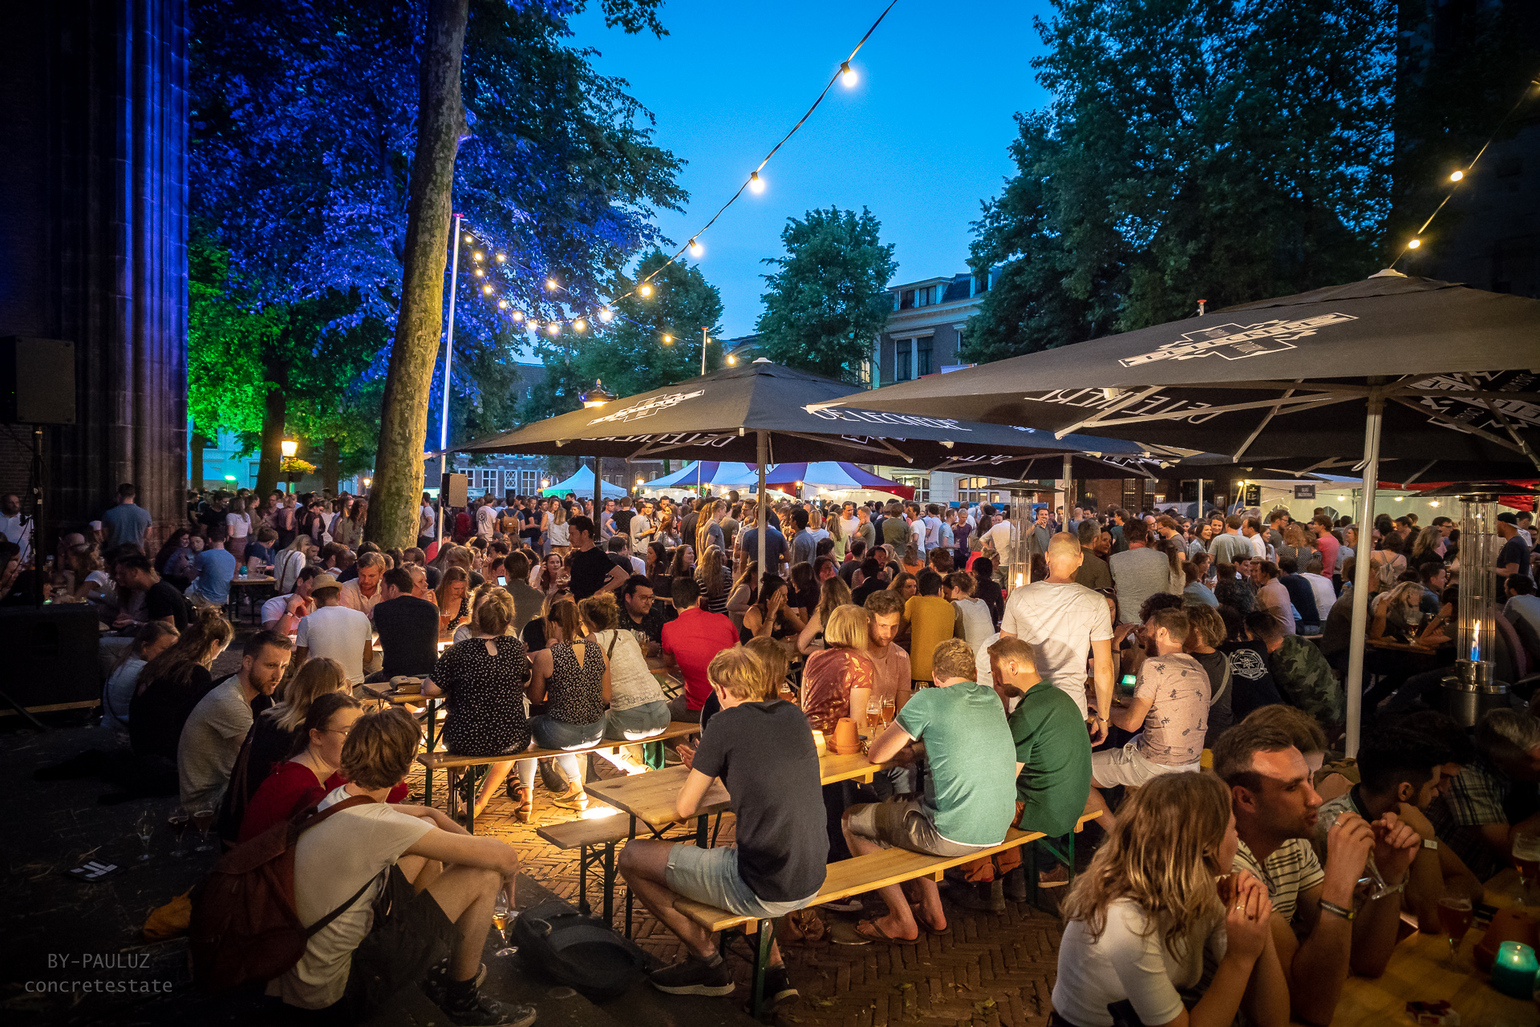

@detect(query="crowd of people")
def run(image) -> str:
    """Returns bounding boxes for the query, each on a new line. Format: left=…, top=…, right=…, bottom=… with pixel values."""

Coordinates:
left=19, top=480, right=1540, bottom=1027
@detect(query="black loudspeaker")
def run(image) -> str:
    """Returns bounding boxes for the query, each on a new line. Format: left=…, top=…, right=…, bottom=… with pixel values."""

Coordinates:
left=441, top=472, right=468, bottom=507
left=0, top=337, right=77, bottom=425
left=0, top=605, right=100, bottom=713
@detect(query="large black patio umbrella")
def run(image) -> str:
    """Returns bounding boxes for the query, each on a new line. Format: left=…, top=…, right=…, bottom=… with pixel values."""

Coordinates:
left=822, top=272, right=1540, bottom=754
left=453, top=359, right=1148, bottom=573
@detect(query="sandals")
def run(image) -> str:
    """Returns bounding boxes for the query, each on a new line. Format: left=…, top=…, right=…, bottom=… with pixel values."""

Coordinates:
left=507, top=782, right=534, bottom=823
left=910, top=902, right=950, bottom=936
left=550, top=783, right=588, bottom=810
left=831, top=918, right=919, bottom=946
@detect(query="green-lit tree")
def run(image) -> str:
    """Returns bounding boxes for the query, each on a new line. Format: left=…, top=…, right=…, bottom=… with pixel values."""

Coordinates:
left=756, top=207, right=897, bottom=383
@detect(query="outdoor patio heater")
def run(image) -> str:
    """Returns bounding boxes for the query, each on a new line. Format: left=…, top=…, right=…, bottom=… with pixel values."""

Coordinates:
left=1430, top=484, right=1516, bottom=726
left=1001, top=479, right=1050, bottom=588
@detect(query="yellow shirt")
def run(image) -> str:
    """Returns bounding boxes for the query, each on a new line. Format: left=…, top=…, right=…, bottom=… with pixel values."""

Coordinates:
left=904, top=594, right=957, bottom=681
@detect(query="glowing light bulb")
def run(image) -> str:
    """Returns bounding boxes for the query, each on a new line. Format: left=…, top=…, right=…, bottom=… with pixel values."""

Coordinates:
left=662, top=334, right=672, bottom=344
left=573, top=319, right=586, bottom=333
left=512, top=310, right=524, bottom=322
left=749, top=171, right=765, bottom=194
left=527, top=320, right=539, bottom=329
left=498, top=299, right=508, bottom=309
left=546, top=278, right=558, bottom=291
left=473, top=267, right=484, bottom=277
left=547, top=323, right=560, bottom=336
left=463, top=233, right=474, bottom=243
left=727, top=355, right=737, bottom=365
left=598, top=307, right=614, bottom=323
left=1450, top=170, right=1464, bottom=182
left=482, top=284, right=493, bottom=295
left=688, top=238, right=703, bottom=257
left=840, top=61, right=857, bottom=87
left=1429, top=500, right=1440, bottom=508
left=495, top=252, right=506, bottom=262
left=473, top=251, right=484, bottom=261
left=639, top=284, right=653, bottom=298
left=1408, top=238, right=1422, bottom=249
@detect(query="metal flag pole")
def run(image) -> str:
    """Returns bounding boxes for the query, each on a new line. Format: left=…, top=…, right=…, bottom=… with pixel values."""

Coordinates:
left=437, top=212, right=464, bottom=549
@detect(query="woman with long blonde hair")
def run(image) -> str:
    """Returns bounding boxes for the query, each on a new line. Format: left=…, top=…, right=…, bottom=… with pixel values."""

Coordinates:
left=1051, top=773, right=1286, bottom=1027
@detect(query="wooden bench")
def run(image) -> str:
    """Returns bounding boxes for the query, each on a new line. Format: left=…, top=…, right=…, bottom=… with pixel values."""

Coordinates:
left=675, top=826, right=1046, bottom=1019
left=418, top=720, right=701, bottom=832
left=538, top=810, right=733, bottom=927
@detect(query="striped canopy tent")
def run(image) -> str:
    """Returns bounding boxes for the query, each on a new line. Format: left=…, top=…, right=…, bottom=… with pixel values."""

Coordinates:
left=759, top=461, right=915, bottom=500
left=637, top=461, right=757, bottom=492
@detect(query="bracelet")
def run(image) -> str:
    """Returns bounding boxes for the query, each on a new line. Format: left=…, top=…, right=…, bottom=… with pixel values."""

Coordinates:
left=1319, top=898, right=1355, bottom=921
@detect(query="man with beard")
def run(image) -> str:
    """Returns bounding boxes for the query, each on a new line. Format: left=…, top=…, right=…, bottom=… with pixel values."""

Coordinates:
left=178, top=631, right=293, bottom=813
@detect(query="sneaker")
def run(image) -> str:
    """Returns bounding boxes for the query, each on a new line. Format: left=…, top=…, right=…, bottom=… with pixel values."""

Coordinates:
left=424, top=960, right=488, bottom=1006
left=649, top=954, right=735, bottom=997
left=445, top=991, right=537, bottom=1027
left=820, top=897, right=864, bottom=914
left=761, top=964, right=798, bottom=1006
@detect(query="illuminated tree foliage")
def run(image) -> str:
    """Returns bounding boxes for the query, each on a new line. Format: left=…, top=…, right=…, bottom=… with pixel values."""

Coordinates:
left=187, top=0, right=685, bottom=534
left=755, top=207, right=897, bottom=384
left=964, top=0, right=1399, bottom=363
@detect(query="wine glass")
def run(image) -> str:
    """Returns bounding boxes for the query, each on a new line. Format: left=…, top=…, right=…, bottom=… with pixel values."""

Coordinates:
left=1512, top=829, right=1540, bottom=905
left=880, top=695, right=896, bottom=729
left=1437, top=896, right=1473, bottom=965
left=134, top=811, right=155, bottom=862
left=1358, top=854, right=1398, bottom=902
left=168, top=809, right=190, bottom=858
left=192, top=808, right=216, bottom=853
left=491, top=892, right=518, bottom=957
left=866, top=695, right=885, bottom=734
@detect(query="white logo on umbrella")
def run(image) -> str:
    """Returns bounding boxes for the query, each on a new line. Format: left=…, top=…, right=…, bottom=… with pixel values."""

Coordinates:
left=586, top=389, right=706, bottom=426
left=1118, top=313, right=1357, bottom=368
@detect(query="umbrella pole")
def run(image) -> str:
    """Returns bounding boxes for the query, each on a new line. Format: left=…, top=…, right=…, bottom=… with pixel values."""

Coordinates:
left=756, top=432, right=768, bottom=576
left=594, top=457, right=602, bottom=513
left=1343, top=395, right=1384, bottom=758
left=1197, top=477, right=1203, bottom=520
left=1062, top=454, right=1072, bottom=531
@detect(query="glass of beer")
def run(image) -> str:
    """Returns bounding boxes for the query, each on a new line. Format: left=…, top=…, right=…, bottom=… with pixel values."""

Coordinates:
left=1437, top=896, right=1473, bottom=964
left=491, top=891, right=518, bottom=956
left=1512, top=829, right=1540, bottom=905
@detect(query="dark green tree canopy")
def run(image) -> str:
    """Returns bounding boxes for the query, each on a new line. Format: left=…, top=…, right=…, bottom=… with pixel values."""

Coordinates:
left=964, top=0, right=1399, bottom=363
left=755, top=206, right=898, bottom=383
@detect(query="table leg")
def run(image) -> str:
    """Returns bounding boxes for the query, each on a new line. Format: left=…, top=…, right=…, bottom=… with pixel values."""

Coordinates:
left=696, top=813, right=707, bottom=849
left=750, top=918, right=774, bottom=1019
left=423, top=698, right=437, bottom=808
left=577, top=844, right=590, bottom=915
left=602, top=842, right=616, bottom=926
left=624, top=814, right=637, bottom=939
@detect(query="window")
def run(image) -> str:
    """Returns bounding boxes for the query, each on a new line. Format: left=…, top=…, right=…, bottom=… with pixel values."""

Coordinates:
left=916, top=337, right=932, bottom=377
left=893, top=475, right=930, bottom=504
left=900, top=289, right=916, bottom=310
left=974, top=273, right=989, bottom=296
left=518, top=470, right=539, bottom=495
left=895, top=345, right=912, bottom=382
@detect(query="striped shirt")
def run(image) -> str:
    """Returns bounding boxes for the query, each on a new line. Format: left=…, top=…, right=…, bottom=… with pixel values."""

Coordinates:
left=1234, top=838, right=1324, bottom=925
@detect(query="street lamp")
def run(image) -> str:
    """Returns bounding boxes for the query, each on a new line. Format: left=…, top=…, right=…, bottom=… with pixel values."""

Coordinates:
left=362, top=476, right=372, bottom=491
left=280, top=438, right=298, bottom=494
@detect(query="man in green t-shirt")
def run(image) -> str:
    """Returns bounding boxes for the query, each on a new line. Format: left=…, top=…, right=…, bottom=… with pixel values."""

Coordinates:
left=834, top=639, right=1017, bottom=945
left=954, top=636, right=1095, bottom=908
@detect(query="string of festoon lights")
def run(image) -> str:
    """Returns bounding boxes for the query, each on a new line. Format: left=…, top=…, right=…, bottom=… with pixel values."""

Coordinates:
left=448, top=0, right=901, bottom=346
left=1391, top=72, right=1540, bottom=267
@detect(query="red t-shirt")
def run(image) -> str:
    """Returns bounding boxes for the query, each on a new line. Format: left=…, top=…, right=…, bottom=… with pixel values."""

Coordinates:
left=238, top=761, right=410, bottom=843
left=1315, top=532, right=1339, bottom=574
left=661, top=606, right=739, bottom=710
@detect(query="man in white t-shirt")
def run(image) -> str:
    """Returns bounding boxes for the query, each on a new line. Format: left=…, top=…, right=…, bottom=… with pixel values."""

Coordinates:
left=270, top=706, right=535, bottom=1026
left=981, top=510, right=1012, bottom=555
left=1213, top=718, right=1419, bottom=1025
left=262, top=566, right=321, bottom=633
left=295, top=574, right=375, bottom=684
left=923, top=504, right=943, bottom=550
left=417, top=494, right=436, bottom=547
left=1000, top=533, right=1114, bottom=741
left=0, top=493, right=32, bottom=564
left=474, top=496, right=496, bottom=540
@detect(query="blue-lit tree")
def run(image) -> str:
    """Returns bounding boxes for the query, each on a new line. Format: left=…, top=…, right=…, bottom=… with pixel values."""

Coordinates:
left=188, top=0, right=684, bottom=536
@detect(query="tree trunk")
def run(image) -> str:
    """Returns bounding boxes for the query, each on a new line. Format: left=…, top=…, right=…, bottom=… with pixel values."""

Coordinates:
left=321, top=437, right=340, bottom=494
left=366, top=0, right=469, bottom=549
left=255, top=387, right=287, bottom=498
left=190, top=432, right=208, bottom=489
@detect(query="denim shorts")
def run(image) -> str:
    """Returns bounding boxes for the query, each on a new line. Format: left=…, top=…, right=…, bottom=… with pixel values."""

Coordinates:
left=528, top=714, right=604, bottom=750
left=603, top=700, right=671, bottom=740
left=665, top=844, right=818, bottom=919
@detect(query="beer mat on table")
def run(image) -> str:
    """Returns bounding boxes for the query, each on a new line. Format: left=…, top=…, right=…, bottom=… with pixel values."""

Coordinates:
left=67, top=860, right=121, bottom=881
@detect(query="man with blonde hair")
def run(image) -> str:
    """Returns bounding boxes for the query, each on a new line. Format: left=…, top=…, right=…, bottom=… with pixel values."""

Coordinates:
left=339, top=550, right=386, bottom=620
left=836, top=638, right=1017, bottom=944
left=618, top=647, right=824, bottom=1006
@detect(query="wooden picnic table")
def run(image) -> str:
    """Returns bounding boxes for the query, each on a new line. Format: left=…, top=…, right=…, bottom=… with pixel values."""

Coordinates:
left=226, top=575, right=276, bottom=623
left=1322, top=869, right=1536, bottom=1027
left=584, top=748, right=891, bottom=935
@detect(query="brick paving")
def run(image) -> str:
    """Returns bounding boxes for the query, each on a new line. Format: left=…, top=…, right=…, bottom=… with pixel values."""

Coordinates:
left=433, top=755, right=1069, bottom=1027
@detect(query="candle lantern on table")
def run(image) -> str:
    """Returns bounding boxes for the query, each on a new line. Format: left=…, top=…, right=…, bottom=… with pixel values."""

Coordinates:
left=1490, top=941, right=1538, bottom=998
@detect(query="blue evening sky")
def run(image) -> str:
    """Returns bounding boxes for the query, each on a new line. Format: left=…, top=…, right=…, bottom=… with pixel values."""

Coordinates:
left=570, top=1, right=1055, bottom=338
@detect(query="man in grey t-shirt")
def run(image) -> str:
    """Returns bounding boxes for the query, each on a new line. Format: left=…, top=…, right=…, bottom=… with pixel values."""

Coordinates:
left=178, top=632, right=292, bottom=813
left=1107, top=520, right=1174, bottom=624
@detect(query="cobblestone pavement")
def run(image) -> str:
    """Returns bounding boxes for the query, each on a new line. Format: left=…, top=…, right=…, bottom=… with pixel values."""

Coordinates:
left=450, top=755, right=1069, bottom=1027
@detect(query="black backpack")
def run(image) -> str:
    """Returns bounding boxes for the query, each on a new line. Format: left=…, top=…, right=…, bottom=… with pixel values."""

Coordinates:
left=509, top=898, right=648, bottom=1000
